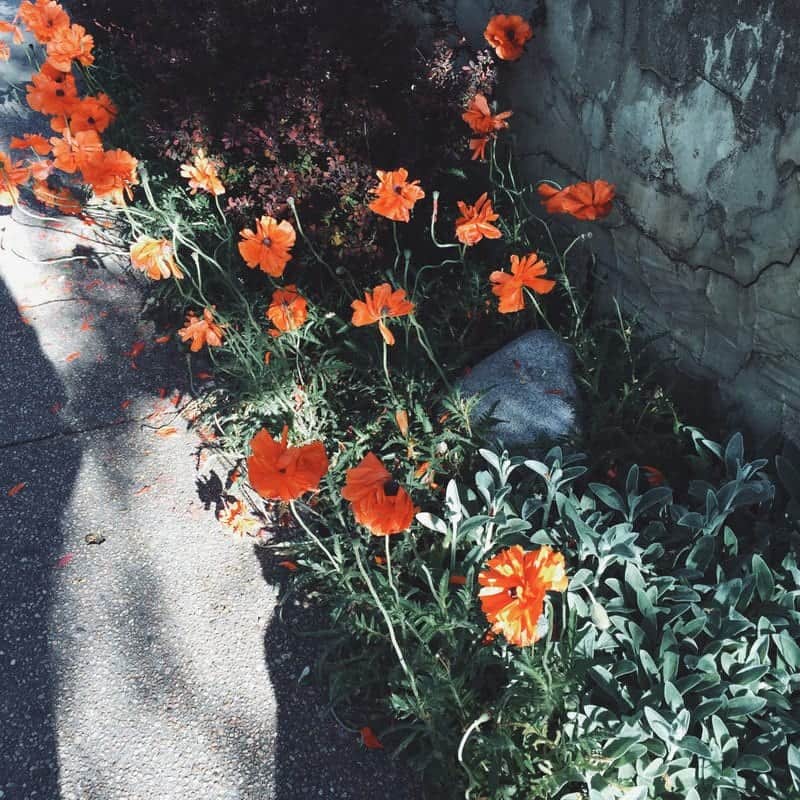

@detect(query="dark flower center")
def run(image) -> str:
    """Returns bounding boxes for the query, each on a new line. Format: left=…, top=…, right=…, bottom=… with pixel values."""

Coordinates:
left=87, top=116, right=96, bottom=125
left=56, top=89, right=65, bottom=97
left=506, top=26, right=517, bottom=42
left=393, top=185, right=403, bottom=194
left=508, top=586, right=519, bottom=599
left=261, top=236, right=272, bottom=247
left=383, top=480, right=400, bottom=497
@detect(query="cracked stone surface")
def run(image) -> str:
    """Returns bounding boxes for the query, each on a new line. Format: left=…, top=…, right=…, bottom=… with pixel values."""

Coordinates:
left=432, top=0, right=800, bottom=442
left=0, top=12, right=417, bottom=798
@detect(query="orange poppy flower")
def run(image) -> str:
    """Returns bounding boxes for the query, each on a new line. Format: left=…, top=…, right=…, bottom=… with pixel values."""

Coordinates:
left=0, top=42, right=9, bottom=61
left=342, top=452, right=418, bottom=536
left=238, top=215, right=296, bottom=276
left=0, top=152, right=29, bottom=206
left=478, top=545, right=567, bottom=647
left=455, top=192, right=502, bottom=246
left=469, top=136, right=489, bottom=161
left=29, top=159, right=54, bottom=181
left=178, top=307, right=224, bottom=352
left=247, top=425, right=329, bottom=502
left=26, top=67, right=78, bottom=116
left=462, top=94, right=512, bottom=135
left=537, top=180, right=615, bottom=221
left=217, top=499, right=247, bottom=534
left=51, top=93, right=117, bottom=134
left=80, top=148, right=139, bottom=204
left=130, top=236, right=184, bottom=281
left=0, top=21, right=23, bottom=44
left=180, top=149, right=225, bottom=196
left=51, top=129, right=102, bottom=173
left=45, top=22, right=93, bottom=71
left=368, top=167, right=425, bottom=222
left=10, top=133, right=52, bottom=155
left=267, top=285, right=307, bottom=337
left=489, top=252, right=555, bottom=313
left=341, top=452, right=391, bottom=506
left=350, top=283, right=414, bottom=346
left=352, top=482, right=418, bottom=536
left=484, top=14, right=533, bottom=61
left=18, top=0, right=69, bottom=43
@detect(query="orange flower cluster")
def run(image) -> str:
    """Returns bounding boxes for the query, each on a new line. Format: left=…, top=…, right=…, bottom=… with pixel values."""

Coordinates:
left=462, top=94, right=511, bottom=161
left=247, top=425, right=329, bottom=502
left=180, top=149, right=225, bottom=196
left=130, top=236, right=184, bottom=281
left=478, top=545, right=568, bottom=647
left=368, top=168, right=425, bottom=222
left=490, top=252, right=555, bottom=313
left=4, top=1, right=137, bottom=212
left=267, top=285, right=308, bottom=337
left=537, top=180, right=615, bottom=221
left=351, top=283, right=414, bottom=346
left=238, top=215, right=296, bottom=277
left=455, top=193, right=502, bottom=246
left=342, top=452, right=418, bottom=536
left=484, top=14, right=533, bottom=61
left=178, top=307, right=224, bottom=352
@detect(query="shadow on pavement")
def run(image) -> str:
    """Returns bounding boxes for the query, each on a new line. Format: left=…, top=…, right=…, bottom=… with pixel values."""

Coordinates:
left=0, top=273, right=75, bottom=800
left=254, top=543, right=420, bottom=800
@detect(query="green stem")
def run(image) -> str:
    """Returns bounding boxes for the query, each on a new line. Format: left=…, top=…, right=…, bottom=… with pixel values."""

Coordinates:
left=410, top=316, right=451, bottom=390
left=290, top=500, right=340, bottom=573
left=353, top=543, right=422, bottom=707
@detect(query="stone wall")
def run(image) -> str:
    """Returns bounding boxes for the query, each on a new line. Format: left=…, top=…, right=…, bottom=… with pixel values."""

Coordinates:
left=433, top=0, right=800, bottom=444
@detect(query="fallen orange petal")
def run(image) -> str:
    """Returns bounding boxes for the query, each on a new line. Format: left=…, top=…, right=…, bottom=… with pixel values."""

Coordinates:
left=65, top=351, right=80, bottom=362
left=278, top=560, right=298, bottom=571
left=155, top=426, right=178, bottom=437
left=449, top=574, right=467, bottom=585
left=196, top=371, right=214, bottom=380
left=134, top=485, right=152, bottom=495
left=127, top=341, right=146, bottom=358
left=120, top=400, right=132, bottom=410
left=157, top=387, right=167, bottom=399
left=8, top=482, right=26, bottom=497
left=84, top=280, right=103, bottom=290
left=80, top=319, right=92, bottom=331
left=154, top=335, right=171, bottom=344
left=360, top=727, right=384, bottom=750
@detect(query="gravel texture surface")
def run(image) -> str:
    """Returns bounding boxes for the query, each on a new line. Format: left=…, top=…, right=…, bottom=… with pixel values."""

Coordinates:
left=0, top=13, right=418, bottom=797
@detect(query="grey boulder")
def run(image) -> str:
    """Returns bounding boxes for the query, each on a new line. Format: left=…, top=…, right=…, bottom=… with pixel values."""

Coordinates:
left=459, top=330, right=580, bottom=455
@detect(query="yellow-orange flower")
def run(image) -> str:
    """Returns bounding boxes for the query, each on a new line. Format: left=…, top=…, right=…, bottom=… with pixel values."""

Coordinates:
left=130, top=236, right=183, bottom=281
left=45, top=22, right=93, bottom=71
left=484, top=14, right=533, bottom=61
left=247, top=425, right=329, bottom=502
left=342, top=452, right=418, bottom=536
left=455, top=192, right=502, bottom=246
left=178, top=307, right=224, bottom=352
left=537, top=180, right=616, bottom=221
left=26, top=67, right=77, bottom=116
left=80, top=148, right=138, bottom=205
left=489, top=252, right=555, bottom=313
left=180, top=149, right=225, bottom=195
left=267, top=285, right=308, bottom=337
left=17, top=0, right=69, bottom=43
left=478, top=545, right=567, bottom=647
left=51, top=93, right=117, bottom=134
left=51, top=129, right=102, bottom=173
left=462, top=94, right=512, bottom=134
left=0, top=152, right=29, bottom=206
left=10, top=133, right=52, bottom=156
left=350, top=283, right=414, bottom=346
left=238, top=215, right=295, bottom=277
left=368, top=168, right=425, bottom=222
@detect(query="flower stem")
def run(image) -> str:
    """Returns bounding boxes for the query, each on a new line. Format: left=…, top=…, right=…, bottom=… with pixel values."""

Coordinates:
left=353, top=543, right=422, bottom=707
left=289, top=499, right=340, bottom=574
left=410, top=316, right=451, bottom=391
